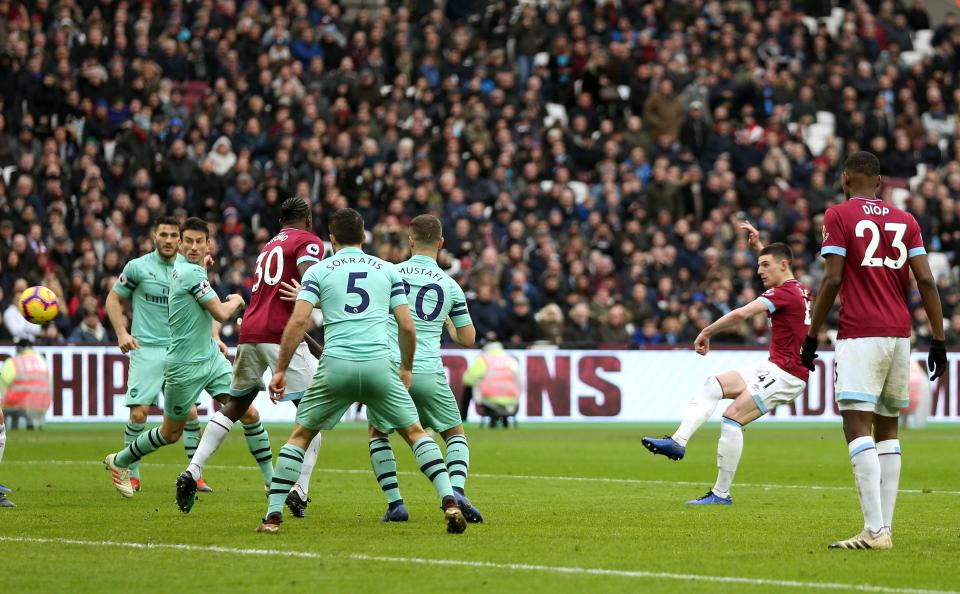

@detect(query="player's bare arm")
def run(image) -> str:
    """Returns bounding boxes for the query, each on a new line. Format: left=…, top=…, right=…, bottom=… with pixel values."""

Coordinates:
left=445, top=318, right=476, bottom=347
left=201, top=292, right=245, bottom=323
left=393, top=302, right=416, bottom=389
left=694, top=299, right=768, bottom=356
left=105, top=291, right=139, bottom=353
left=801, top=254, right=844, bottom=370
left=909, top=254, right=948, bottom=379
left=270, top=298, right=313, bottom=398
left=739, top=221, right=764, bottom=253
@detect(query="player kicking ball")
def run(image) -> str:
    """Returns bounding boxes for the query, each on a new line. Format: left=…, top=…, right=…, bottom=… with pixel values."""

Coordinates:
left=802, top=151, right=946, bottom=550
left=105, top=216, right=212, bottom=493
left=256, top=208, right=466, bottom=534
left=175, top=198, right=324, bottom=516
left=642, top=224, right=812, bottom=505
left=364, top=215, right=483, bottom=523
left=104, top=218, right=262, bottom=497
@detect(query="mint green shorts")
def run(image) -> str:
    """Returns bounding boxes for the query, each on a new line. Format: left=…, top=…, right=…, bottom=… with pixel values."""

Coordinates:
left=296, top=356, right=420, bottom=432
left=162, top=354, right=232, bottom=420
left=369, top=371, right=462, bottom=433
left=124, top=346, right=167, bottom=407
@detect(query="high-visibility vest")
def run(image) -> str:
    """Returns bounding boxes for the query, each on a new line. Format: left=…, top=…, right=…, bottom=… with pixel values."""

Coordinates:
left=3, top=352, right=52, bottom=411
left=477, top=352, right=520, bottom=405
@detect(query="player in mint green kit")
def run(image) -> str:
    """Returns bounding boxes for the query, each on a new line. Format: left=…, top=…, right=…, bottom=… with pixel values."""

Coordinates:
left=256, top=208, right=467, bottom=534
left=104, top=216, right=211, bottom=493
left=103, top=218, right=256, bottom=499
left=365, top=215, right=482, bottom=524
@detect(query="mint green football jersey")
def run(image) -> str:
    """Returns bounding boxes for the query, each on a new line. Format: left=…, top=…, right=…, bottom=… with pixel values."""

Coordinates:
left=166, top=258, right=219, bottom=364
left=297, top=247, right=407, bottom=361
left=112, top=251, right=178, bottom=347
left=388, top=255, right=472, bottom=373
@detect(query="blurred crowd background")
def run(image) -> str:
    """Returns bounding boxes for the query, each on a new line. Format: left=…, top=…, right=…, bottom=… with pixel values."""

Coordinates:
left=2, top=0, right=960, bottom=349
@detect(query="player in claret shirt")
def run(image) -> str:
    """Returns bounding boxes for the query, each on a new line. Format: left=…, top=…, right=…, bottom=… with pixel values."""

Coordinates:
left=643, top=223, right=812, bottom=505
left=175, top=198, right=325, bottom=516
left=802, top=151, right=946, bottom=551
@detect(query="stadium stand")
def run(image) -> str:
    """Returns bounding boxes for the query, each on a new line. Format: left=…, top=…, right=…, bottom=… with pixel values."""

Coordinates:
left=0, top=0, right=959, bottom=349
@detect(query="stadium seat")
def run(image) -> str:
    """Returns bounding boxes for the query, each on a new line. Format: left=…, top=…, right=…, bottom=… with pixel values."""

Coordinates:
left=929, top=252, right=951, bottom=280
left=803, top=123, right=834, bottom=156
left=890, top=187, right=911, bottom=210
left=914, top=29, right=934, bottom=57
left=816, top=111, right=836, bottom=132
left=901, top=51, right=923, bottom=66
left=544, top=103, right=568, bottom=129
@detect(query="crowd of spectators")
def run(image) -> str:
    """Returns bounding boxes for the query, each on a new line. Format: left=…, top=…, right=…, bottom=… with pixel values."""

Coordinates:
left=2, top=0, right=960, bottom=349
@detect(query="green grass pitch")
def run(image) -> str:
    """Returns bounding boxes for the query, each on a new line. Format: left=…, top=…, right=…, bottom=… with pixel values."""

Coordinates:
left=1, top=422, right=958, bottom=593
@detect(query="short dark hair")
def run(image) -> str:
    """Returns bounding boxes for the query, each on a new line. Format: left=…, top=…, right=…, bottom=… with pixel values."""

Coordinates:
left=328, top=208, right=364, bottom=245
left=760, top=242, right=793, bottom=265
left=279, top=197, right=310, bottom=225
left=180, top=216, right=209, bottom=238
left=844, top=151, right=881, bottom=178
left=155, top=215, right=179, bottom=229
left=409, top=214, right=442, bottom=245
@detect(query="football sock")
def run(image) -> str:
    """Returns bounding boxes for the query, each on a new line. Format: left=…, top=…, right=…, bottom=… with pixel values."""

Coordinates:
left=672, top=376, right=723, bottom=447
left=848, top=436, right=884, bottom=534
left=295, top=432, right=322, bottom=496
left=243, top=421, right=274, bottom=487
left=182, top=419, right=201, bottom=463
left=877, top=439, right=902, bottom=531
left=115, top=427, right=168, bottom=468
left=444, top=434, right=470, bottom=494
left=0, top=424, right=6, bottom=464
left=268, top=444, right=304, bottom=516
left=186, top=412, right=233, bottom=481
left=369, top=437, right=402, bottom=504
left=712, top=418, right=743, bottom=498
left=412, top=436, right=454, bottom=502
left=123, top=421, right=145, bottom=480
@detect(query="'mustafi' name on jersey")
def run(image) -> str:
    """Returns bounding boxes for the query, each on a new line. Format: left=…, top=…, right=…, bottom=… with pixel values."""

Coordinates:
left=167, top=259, right=220, bottom=364
left=296, top=247, right=406, bottom=361
left=387, top=255, right=472, bottom=374
left=111, top=250, right=178, bottom=347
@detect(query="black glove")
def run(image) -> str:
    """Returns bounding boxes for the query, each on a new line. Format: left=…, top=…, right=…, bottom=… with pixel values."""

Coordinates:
left=800, top=335, right=819, bottom=371
left=928, top=339, right=947, bottom=381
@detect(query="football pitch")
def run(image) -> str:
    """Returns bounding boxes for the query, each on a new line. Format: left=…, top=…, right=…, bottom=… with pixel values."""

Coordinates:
left=1, top=422, right=958, bottom=594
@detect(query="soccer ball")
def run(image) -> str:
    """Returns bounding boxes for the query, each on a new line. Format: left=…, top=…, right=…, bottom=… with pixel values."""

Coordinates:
left=18, top=286, right=59, bottom=324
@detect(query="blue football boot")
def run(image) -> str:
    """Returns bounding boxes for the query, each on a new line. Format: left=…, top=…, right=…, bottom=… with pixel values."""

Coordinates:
left=454, top=490, right=484, bottom=523
left=685, top=491, right=733, bottom=506
left=380, top=500, right=409, bottom=523
left=641, top=435, right=686, bottom=461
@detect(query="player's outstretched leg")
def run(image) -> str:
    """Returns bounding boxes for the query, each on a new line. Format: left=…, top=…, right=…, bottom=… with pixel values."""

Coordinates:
left=368, top=433, right=408, bottom=522
left=181, top=407, right=212, bottom=493
left=107, top=421, right=182, bottom=498
left=443, top=429, right=483, bottom=523
left=0, top=418, right=12, bottom=507
left=124, top=406, right=148, bottom=491
left=397, top=423, right=466, bottom=534
left=643, top=375, right=727, bottom=460
left=242, top=407, right=274, bottom=489
left=286, top=432, right=321, bottom=518
left=257, top=424, right=317, bottom=534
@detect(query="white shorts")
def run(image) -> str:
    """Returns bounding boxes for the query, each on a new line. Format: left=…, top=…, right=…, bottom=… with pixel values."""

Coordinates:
left=835, top=337, right=910, bottom=417
left=230, top=342, right=318, bottom=402
left=735, top=360, right=806, bottom=415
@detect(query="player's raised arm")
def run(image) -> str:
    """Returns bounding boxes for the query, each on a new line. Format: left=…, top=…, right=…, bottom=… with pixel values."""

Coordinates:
left=909, top=253, right=947, bottom=379
left=693, top=298, right=768, bottom=356
left=739, top=221, right=764, bottom=253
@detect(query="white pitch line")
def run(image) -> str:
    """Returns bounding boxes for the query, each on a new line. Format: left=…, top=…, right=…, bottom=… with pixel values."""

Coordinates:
left=8, top=460, right=960, bottom=496
left=0, top=536, right=955, bottom=594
